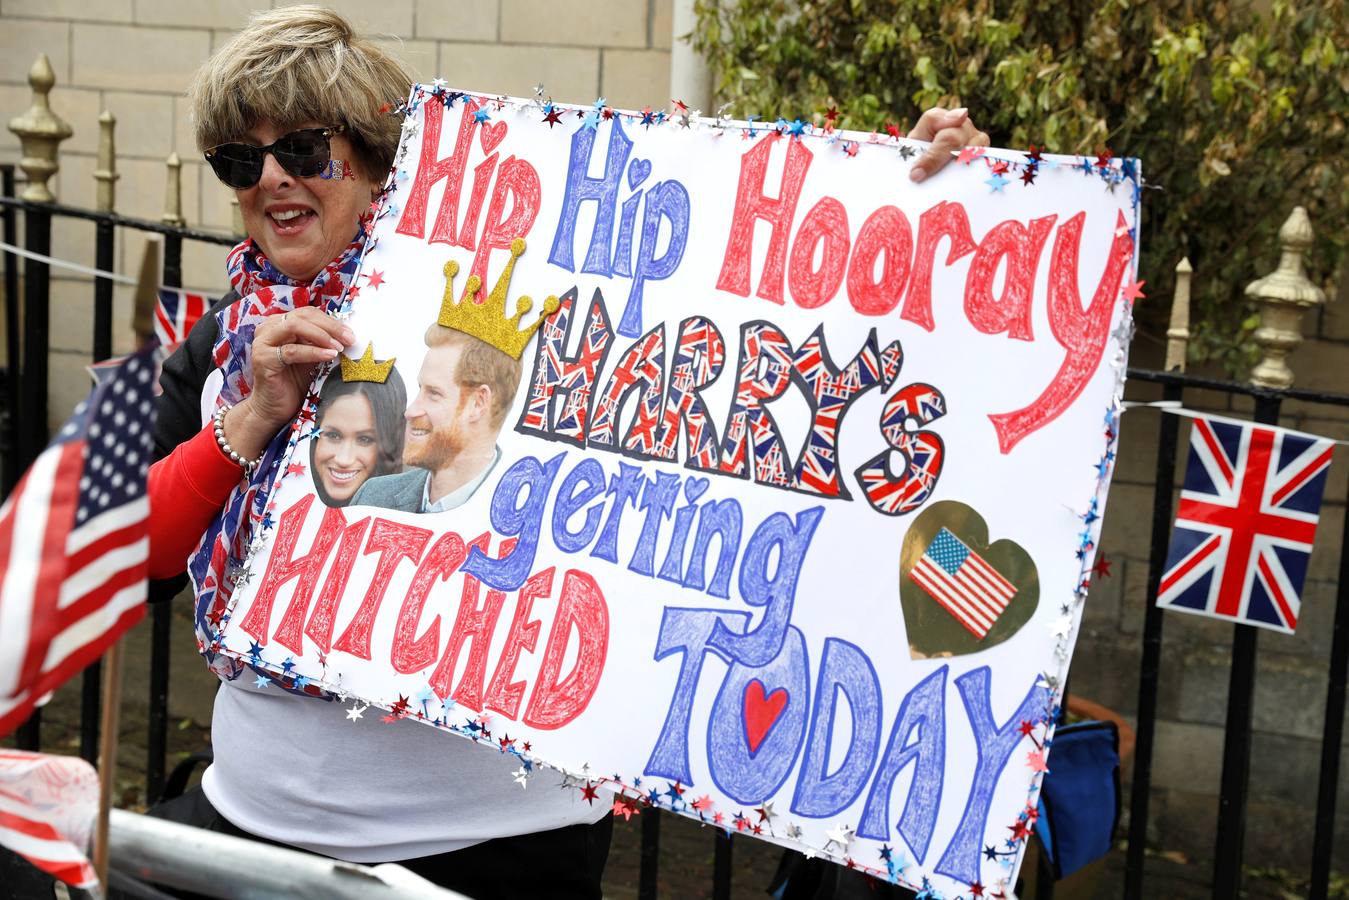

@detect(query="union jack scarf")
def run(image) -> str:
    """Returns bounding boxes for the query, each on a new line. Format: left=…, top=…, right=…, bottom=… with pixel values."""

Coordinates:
left=187, top=229, right=366, bottom=694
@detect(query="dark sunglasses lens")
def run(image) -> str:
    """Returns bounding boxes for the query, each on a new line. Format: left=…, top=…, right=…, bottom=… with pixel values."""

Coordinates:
left=273, top=130, right=331, bottom=177
left=208, top=144, right=263, bottom=189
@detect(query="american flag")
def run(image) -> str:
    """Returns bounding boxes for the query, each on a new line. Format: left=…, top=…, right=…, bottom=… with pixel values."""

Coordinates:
left=153, top=287, right=209, bottom=353
left=0, top=345, right=157, bottom=737
left=0, top=750, right=100, bottom=889
left=1157, top=416, right=1334, bottom=633
left=909, top=527, right=1018, bottom=639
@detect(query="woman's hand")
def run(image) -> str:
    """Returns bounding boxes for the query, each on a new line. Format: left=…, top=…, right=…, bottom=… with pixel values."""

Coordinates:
left=224, top=307, right=354, bottom=461
left=908, top=107, right=991, bottom=183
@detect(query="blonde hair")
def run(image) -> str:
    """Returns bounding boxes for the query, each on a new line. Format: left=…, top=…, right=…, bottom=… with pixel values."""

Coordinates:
left=188, top=6, right=411, bottom=179
left=425, top=325, right=524, bottom=430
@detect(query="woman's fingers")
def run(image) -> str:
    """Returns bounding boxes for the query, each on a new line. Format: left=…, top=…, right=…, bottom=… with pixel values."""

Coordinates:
left=908, top=107, right=989, bottom=183
left=255, top=309, right=355, bottom=368
left=909, top=106, right=968, bottom=143
left=274, top=343, right=339, bottom=367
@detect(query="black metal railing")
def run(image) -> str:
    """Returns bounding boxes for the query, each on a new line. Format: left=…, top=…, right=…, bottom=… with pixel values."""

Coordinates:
left=1, top=163, right=1345, bottom=899
left=0, top=164, right=236, bottom=803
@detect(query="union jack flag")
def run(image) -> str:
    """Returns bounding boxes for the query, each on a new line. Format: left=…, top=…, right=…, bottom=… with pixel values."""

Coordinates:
left=153, top=287, right=209, bottom=353
left=1157, top=416, right=1335, bottom=634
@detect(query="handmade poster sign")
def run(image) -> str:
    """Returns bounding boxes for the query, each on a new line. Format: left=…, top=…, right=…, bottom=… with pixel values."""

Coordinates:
left=209, top=85, right=1142, bottom=897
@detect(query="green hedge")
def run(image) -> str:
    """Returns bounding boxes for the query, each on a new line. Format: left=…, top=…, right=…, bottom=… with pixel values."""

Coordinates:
left=693, top=0, right=1347, bottom=372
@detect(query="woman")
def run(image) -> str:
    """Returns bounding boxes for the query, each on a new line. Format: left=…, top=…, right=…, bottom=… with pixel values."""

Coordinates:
left=145, top=8, right=612, bottom=898
left=144, top=6, right=988, bottom=897
left=310, top=371, right=407, bottom=507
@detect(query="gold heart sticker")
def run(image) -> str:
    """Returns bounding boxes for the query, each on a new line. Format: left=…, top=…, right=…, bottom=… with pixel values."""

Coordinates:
left=899, top=500, right=1039, bottom=659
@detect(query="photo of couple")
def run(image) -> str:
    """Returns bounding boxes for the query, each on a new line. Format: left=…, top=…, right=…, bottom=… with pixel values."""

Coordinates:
left=310, top=319, right=521, bottom=514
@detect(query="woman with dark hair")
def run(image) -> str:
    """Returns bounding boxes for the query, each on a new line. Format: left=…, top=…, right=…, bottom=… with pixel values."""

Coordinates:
left=310, top=370, right=406, bottom=507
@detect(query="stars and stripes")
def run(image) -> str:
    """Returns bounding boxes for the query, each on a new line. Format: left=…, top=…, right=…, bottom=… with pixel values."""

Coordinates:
left=0, top=750, right=100, bottom=890
left=909, top=527, right=1018, bottom=640
left=0, top=345, right=156, bottom=737
left=153, top=287, right=209, bottom=353
left=1157, top=416, right=1334, bottom=633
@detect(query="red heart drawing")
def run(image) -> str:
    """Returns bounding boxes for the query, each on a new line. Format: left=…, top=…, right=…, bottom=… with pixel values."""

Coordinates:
left=743, top=679, right=788, bottom=754
left=479, top=120, right=507, bottom=155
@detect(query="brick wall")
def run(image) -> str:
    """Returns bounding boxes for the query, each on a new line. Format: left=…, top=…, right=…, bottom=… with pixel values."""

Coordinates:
left=0, top=0, right=673, bottom=419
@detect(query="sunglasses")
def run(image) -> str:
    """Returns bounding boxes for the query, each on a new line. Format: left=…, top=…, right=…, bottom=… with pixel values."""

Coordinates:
left=204, top=125, right=346, bottom=190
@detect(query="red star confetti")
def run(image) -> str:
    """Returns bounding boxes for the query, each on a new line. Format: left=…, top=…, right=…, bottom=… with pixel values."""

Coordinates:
left=1121, top=279, right=1146, bottom=302
left=1018, top=720, right=1036, bottom=737
left=824, top=105, right=839, bottom=124
left=1095, top=148, right=1114, bottom=170
left=971, top=881, right=985, bottom=897
left=691, top=795, right=713, bottom=813
left=581, top=782, right=600, bottom=805
left=1092, top=554, right=1113, bottom=578
left=612, top=796, right=639, bottom=821
left=957, top=145, right=986, bottom=165
left=1027, top=750, right=1049, bottom=773
left=1009, top=818, right=1033, bottom=842
left=1020, top=167, right=1037, bottom=186
left=286, top=462, right=306, bottom=477
left=366, top=269, right=385, bottom=289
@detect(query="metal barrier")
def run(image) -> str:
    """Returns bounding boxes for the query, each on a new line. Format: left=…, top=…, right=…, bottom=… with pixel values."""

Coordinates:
left=106, top=809, right=467, bottom=899
left=2, top=52, right=1346, bottom=900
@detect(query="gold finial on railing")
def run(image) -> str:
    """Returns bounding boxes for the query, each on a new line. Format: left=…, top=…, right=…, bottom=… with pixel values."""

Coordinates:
left=1164, top=257, right=1192, bottom=373
left=94, top=111, right=119, bottom=213
left=6, top=54, right=73, bottom=203
left=162, top=151, right=185, bottom=226
left=1247, top=207, right=1325, bottom=389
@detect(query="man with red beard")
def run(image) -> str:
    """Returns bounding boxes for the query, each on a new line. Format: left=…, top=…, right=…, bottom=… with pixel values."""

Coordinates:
left=352, top=323, right=520, bottom=513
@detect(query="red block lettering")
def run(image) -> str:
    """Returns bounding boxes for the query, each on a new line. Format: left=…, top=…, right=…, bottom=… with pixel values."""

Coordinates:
left=848, top=206, right=913, bottom=316
left=788, top=197, right=850, bottom=309
left=716, top=136, right=814, bottom=305
left=483, top=567, right=551, bottom=720
left=964, top=215, right=1056, bottom=341
left=396, top=99, right=477, bottom=244
left=391, top=532, right=468, bottom=674
left=524, top=569, right=609, bottom=729
left=988, top=211, right=1134, bottom=453
left=465, top=157, right=541, bottom=294
left=238, top=496, right=336, bottom=648
left=333, top=518, right=432, bottom=660
left=901, top=201, right=977, bottom=331
left=429, top=534, right=509, bottom=709
left=304, top=516, right=371, bottom=655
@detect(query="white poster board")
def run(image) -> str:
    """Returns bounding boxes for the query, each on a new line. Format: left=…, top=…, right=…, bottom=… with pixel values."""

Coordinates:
left=213, top=86, right=1141, bottom=896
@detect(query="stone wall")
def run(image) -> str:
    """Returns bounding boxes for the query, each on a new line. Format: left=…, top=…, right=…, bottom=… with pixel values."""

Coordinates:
left=0, top=0, right=673, bottom=423
left=2, top=0, right=1347, bottom=886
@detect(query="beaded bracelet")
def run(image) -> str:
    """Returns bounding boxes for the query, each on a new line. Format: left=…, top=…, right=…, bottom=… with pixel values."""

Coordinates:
left=212, top=403, right=264, bottom=477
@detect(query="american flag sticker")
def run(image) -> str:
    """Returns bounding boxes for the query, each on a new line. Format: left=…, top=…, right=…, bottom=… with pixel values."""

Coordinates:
left=909, top=528, right=1019, bottom=640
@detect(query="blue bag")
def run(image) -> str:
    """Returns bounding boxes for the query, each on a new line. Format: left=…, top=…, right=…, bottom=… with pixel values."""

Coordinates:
left=1035, top=719, right=1122, bottom=880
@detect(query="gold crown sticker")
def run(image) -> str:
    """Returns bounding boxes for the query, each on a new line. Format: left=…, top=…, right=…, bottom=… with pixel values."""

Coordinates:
left=339, top=342, right=396, bottom=383
left=437, top=237, right=560, bottom=360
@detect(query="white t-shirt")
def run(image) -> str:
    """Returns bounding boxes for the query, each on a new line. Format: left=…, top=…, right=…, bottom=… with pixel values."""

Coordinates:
left=202, top=680, right=608, bottom=862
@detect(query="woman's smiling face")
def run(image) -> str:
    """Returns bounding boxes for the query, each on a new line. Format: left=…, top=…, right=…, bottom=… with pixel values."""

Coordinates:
left=235, top=119, right=376, bottom=281
left=314, top=394, right=379, bottom=503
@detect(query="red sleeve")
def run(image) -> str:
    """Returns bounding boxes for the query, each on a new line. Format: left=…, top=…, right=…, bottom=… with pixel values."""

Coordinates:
left=147, top=424, right=244, bottom=580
